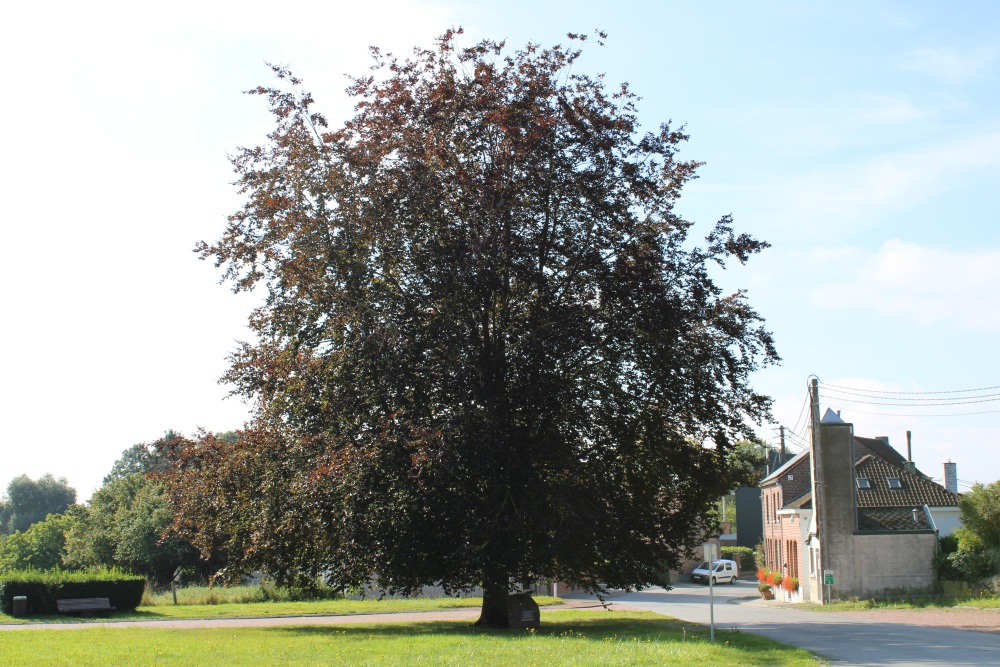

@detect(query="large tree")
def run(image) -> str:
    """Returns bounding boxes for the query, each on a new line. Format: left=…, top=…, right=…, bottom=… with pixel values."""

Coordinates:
left=168, top=30, right=777, bottom=626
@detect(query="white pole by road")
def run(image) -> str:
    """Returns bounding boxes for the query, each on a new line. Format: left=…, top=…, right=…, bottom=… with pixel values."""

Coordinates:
left=709, top=570, right=715, bottom=641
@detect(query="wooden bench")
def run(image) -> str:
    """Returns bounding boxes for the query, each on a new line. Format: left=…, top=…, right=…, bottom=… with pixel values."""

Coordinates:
left=56, top=597, right=116, bottom=616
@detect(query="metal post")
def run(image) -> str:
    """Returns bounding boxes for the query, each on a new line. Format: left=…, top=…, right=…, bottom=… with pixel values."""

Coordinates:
left=709, top=568, right=715, bottom=641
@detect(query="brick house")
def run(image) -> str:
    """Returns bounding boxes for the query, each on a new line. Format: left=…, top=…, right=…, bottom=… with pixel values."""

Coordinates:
left=760, top=451, right=812, bottom=587
left=761, top=409, right=959, bottom=602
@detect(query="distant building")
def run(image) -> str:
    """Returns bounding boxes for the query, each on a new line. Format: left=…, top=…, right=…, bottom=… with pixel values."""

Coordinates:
left=761, top=409, right=959, bottom=601
left=735, top=448, right=796, bottom=549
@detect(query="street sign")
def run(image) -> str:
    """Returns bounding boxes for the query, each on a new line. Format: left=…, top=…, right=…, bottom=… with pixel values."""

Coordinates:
left=823, top=570, right=834, bottom=585
left=703, top=543, right=719, bottom=564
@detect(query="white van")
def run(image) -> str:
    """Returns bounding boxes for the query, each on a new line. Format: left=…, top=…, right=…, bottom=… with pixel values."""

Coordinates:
left=691, top=559, right=738, bottom=584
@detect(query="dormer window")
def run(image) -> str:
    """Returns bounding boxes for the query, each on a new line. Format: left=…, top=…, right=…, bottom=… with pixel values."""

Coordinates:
left=887, top=478, right=902, bottom=489
left=856, top=478, right=871, bottom=490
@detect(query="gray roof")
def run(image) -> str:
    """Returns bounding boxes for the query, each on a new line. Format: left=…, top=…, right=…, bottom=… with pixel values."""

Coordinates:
left=820, top=408, right=846, bottom=423
left=857, top=507, right=933, bottom=531
left=760, top=449, right=809, bottom=485
left=758, top=429, right=958, bottom=531
left=854, top=435, right=911, bottom=471
left=855, top=454, right=958, bottom=509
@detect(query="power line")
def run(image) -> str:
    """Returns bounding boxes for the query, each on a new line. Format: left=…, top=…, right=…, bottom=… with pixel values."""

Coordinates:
left=822, top=388, right=1000, bottom=404
left=781, top=430, right=809, bottom=450
left=820, top=382, right=1000, bottom=396
left=823, top=395, right=1000, bottom=407
left=836, top=406, right=1000, bottom=417
left=790, top=393, right=810, bottom=435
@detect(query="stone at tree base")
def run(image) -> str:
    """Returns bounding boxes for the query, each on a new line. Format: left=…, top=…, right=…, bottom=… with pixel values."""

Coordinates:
left=508, top=593, right=540, bottom=630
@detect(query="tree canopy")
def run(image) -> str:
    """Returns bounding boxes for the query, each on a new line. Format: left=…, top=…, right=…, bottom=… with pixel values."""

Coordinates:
left=0, top=510, right=78, bottom=571
left=168, top=30, right=778, bottom=626
left=0, top=474, right=77, bottom=535
left=65, top=472, right=204, bottom=587
left=0, top=436, right=219, bottom=584
left=66, top=433, right=213, bottom=587
left=951, top=481, right=1000, bottom=582
left=103, top=431, right=179, bottom=484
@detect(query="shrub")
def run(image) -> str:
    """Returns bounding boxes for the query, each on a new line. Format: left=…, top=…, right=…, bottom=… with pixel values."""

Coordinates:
left=978, top=575, right=1000, bottom=597
left=140, top=581, right=346, bottom=606
left=765, top=570, right=782, bottom=587
left=782, top=576, right=799, bottom=593
left=720, top=546, right=755, bottom=571
left=754, top=541, right=766, bottom=573
left=757, top=581, right=772, bottom=593
left=0, top=568, right=144, bottom=615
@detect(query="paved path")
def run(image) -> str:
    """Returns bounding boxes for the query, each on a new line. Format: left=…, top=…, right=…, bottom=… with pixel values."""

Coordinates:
left=568, top=581, right=1000, bottom=667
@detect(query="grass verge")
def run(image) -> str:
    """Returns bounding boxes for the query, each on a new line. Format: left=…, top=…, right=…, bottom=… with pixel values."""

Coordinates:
left=802, top=594, right=1000, bottom=612
left=0, top=610, right=820, bottom=666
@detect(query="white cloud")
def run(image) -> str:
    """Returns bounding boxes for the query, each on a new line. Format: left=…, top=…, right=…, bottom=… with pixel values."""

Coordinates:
left=900, top=45, right=998, bottom=83
left=851, top=94, right=930, bottom=124
left=775, top=132, right=1000, bottom=236
left=810, top=240, right=1000, bottom=331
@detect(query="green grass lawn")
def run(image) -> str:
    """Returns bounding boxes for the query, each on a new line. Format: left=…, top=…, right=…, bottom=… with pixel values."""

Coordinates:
left=0, top=596, right=562, bottom=624
left=0, top=611, right=821, bottom=666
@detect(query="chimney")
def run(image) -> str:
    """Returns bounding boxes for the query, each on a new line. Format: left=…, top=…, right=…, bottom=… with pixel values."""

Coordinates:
left=943, top=461, right=958, bottom=495
left=906, top=430, right=912, bottom=462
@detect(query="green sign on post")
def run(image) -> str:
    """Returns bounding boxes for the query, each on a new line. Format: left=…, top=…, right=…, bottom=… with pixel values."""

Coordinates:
left=823, top=570, right=834, bottom=585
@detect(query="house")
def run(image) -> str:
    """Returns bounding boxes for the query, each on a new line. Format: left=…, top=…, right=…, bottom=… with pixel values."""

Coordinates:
left=735, top=448, right=797, bottom=550
left=761, top=408, right=959, bottom=602
left=760, top=450, right=813, bottom=592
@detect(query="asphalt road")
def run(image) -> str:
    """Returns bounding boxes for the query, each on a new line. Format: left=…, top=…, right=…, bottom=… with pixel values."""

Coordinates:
left=570, top=581, right=1000, bottom=666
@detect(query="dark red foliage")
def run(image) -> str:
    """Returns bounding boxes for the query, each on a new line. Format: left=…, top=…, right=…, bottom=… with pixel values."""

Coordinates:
left=169, top=30, right=778, bottom=626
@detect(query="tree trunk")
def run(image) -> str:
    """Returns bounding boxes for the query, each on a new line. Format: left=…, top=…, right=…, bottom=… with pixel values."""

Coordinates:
left=475, top=580, right=510, bottom=628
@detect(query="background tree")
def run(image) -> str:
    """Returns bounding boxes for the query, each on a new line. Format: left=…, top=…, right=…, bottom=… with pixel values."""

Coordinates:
left=168, top=30, right=777, bottom=627
left=0, top=510, right=79, bottom=571
left=950, top=481, right=1000, bottom=582
left=0, top=474, right=77, bottom=535
left=65, top=435, right=212, bottom=587
left=103, top=430, right=179, bottom=484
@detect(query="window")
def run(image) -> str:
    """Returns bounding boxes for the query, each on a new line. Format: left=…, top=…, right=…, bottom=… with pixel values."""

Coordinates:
left=887, top=478, right=902, bottom=489
left=856, top=478, right=871, bottom=489
left=785, top=541, right=799, bottom=578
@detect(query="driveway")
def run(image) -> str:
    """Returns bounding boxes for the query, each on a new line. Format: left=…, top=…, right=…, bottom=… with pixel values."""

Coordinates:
left=571, top=581, right=1000, bottom=666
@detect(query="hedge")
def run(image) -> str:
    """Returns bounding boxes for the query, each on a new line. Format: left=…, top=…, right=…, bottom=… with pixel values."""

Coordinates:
left=0, top=568, right=145, bottom=615
left=721, top=546, right=756, bottom=571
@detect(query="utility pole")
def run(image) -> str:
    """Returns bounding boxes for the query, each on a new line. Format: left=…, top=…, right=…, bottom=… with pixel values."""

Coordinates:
left=779, top=425, right=786, bottom=462
left=808, top=377, right=827, bottom=605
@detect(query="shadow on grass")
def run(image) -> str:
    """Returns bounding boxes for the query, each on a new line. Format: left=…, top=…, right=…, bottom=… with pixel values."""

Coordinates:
left=268, top=611, right=771, bottom=650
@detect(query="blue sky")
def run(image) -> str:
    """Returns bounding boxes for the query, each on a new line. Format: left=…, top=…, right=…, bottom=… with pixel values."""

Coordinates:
left=1, top=0, right=997, bottom=500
